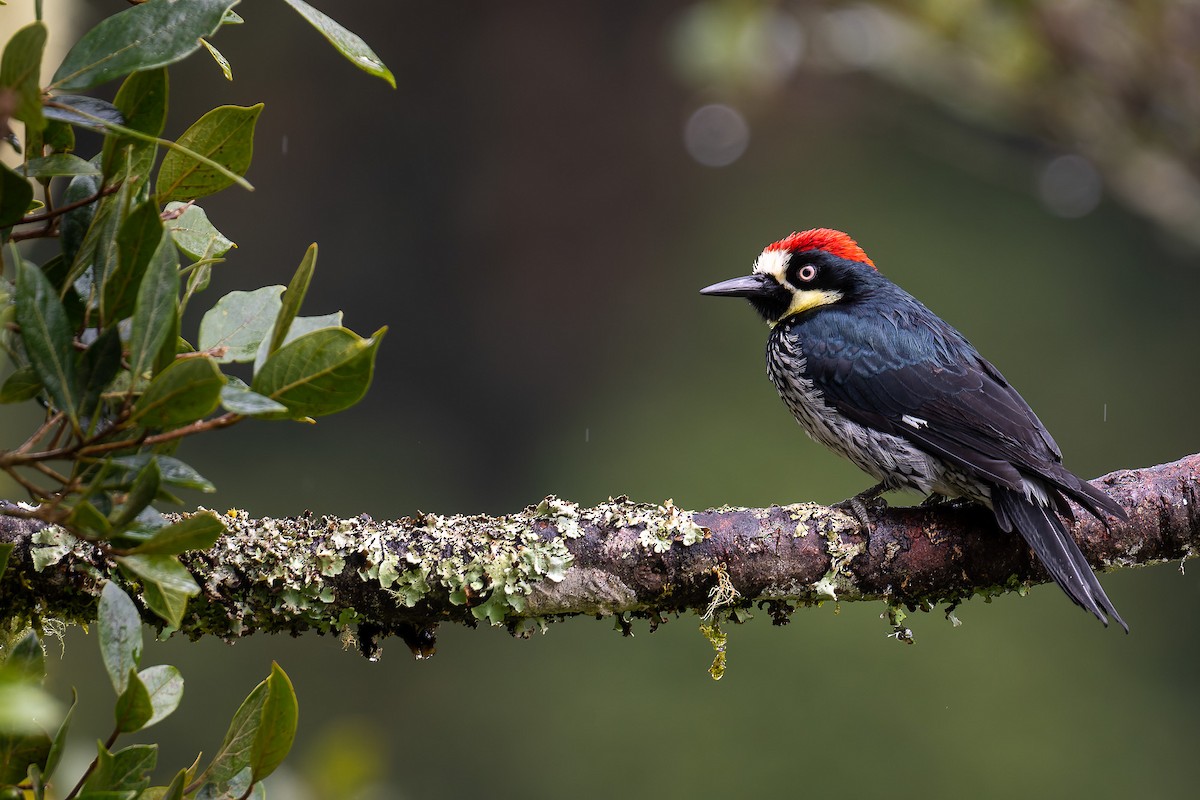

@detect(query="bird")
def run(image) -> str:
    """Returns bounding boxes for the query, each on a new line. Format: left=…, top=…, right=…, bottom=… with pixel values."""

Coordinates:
left=700, top=228, right=1127, bottom=629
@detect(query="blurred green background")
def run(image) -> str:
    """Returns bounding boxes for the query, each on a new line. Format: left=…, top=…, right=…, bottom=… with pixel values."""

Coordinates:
left=7, top=1, right=1200, bottom=797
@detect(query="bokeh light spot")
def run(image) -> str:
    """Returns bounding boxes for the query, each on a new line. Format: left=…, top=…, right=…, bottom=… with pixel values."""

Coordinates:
left=1038, top=154, right=1103, bottom=218
left=684, top=103, right=750, bottom=167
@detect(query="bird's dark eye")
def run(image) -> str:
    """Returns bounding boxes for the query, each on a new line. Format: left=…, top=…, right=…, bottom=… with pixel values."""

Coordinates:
left=797, top=264, right=816, bottom=282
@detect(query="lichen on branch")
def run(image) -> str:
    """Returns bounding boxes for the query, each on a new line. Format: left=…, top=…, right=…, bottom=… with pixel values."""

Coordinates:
left=1, top=454, right=1197, bottom=659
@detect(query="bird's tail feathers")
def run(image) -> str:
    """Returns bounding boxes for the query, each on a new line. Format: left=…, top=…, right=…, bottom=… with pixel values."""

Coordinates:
left=1042, top=467, right=1128, bottom=524
left=992, top=487, right=1128, bottom=632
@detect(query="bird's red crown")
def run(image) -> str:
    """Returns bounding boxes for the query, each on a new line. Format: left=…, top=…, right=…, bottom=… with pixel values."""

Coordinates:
left=765, top=228, right=876, bottom=269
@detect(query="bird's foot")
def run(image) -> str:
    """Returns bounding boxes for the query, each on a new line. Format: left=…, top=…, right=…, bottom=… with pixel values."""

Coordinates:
left=833, top=482, right=889, bottom=534
left=920, top=493, right=973, bottom=511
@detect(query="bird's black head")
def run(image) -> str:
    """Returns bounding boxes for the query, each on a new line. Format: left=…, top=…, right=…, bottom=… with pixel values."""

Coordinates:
left=700, top=228, right=880, bottom=326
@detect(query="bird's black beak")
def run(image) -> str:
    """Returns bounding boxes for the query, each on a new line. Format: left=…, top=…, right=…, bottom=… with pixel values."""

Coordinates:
left=699, top=273, right=774, bottom=298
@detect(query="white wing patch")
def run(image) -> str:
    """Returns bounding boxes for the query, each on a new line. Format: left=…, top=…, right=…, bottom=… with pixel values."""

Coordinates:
left=901, top=414, right=928, bottom=429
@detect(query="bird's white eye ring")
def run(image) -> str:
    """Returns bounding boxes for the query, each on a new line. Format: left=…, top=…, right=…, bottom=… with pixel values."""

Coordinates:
left=798, top=264, right=817, bottom=282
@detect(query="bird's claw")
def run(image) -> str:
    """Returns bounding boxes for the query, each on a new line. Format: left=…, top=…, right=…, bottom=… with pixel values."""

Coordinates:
left=833, top=482, right=889, bottom=535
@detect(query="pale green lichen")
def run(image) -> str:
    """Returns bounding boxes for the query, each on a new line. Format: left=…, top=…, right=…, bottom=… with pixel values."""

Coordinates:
left=30, top=525, right=79, bottom=572
left=594, top=497, right=709, bottom=552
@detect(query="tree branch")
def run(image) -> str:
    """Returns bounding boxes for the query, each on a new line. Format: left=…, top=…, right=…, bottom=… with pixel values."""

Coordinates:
left=2, top=454, right=1196, bottom=658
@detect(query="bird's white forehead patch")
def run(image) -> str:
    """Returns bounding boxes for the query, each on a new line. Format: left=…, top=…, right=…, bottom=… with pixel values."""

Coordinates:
left=754, top=249, right=791, bottom=284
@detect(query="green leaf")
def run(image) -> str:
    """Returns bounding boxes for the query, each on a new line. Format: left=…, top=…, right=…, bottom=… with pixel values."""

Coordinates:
left=131, top=356, right=224, bottom=428
left=83, top=742, right=155, bottom=793
left=0, top=542, right=12, bottom=580
left=268, top=244, right=316, bottom=358
left=113, top=668, right=152, bottom=733
left=252, top=311, right=341, bottom=373
left=60, top=172, right=100, bottom=268
left=14, top=259, right=79, bottom=427
left=51, top=0, right=238, bottom=91
left=165, top=202, right=235, bottom=260
left=5, top=630, right=43, bottom=681
left=152, top=304, right=182, bottom=377
left=199, top=286, right=283, bottom=364
left=66, top=163, right=133, bottom=300
left=0, top=22, right=48, bottom=131
left=98, top=582, right=143, bottom=695
left=218, top=384, right=287, bottom=416
left=0, top=162, right=33, bottom=227
left=127, top=511, right=224, bottom=555
left=106, top=200, right=165, bottom=323
left=155, top=104, right=262, bottom=203
left=110, top=458, right=160, bottom=530
left=43, top=95, right=125, bottom=130
left=251, top=326, right=385, bottom=418
left=67, top=499, right=114, bottom=538
left=114, top=555, right=198, bottom=629
left=76, top=326, right=122, bottom=417
left=152, top=769, right=188, bottom=800
left=0, top=729, right=51, bottom=784
left=136, top=664, right=184, bottom=728
left=109, top=455, right=215, bottom=493
left=281, top=0, right=395, bottom=88
left=43, top=689, right=75, bottom=781
left=197, top=663, right=296, bottom=792
left=0, top=365, right=42, bottom=403
left=200, top=38, right=232, bottom=81
left=19, top=154, right=101, bottom=178
left=249, top=663, right=297, bottom=782
left=127, top=233, right=179, bottom=379
left=101, top=68, right=169, bottom=188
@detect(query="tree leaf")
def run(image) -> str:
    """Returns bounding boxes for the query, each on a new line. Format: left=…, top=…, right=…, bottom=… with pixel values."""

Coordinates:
left=110, top=458, right=161, bottom=530
left=76, top=326, right=122, bottom=418
left=66, top=161, right=133, bottom=301
left=0, top=162, right=34, bottom=227
left=101, top=67, right=169, bottom=188
left=218, top=384, right=287, bottom=416
left=196, top=664, right=295, bottom=792
left=106, top=199, right=165, bottom=323
left=109, top=455, right=216, bottom=493
left=67, top=499, right=114, bottom=539
left=115, top=555, right=198, bottom=629
left=249, top=663, right=297, bottom=782
left=19, top=154, right=101, bottom=178
left=113, top=668, right=153, bottom=733
left=51, top=0, right=238, bottom=91
left=14, top=259, right=80, bottom=427
left=83, top=742, right=155, bottom=793
left=252, top=311, right=342, bottom=374
left=199, top=286, right=283, bottom=363
left=131, top=356, right=224, bottom=428
left=127, top=233, right=179, bottom=379
left=0, top=365, right=43, bottom=403
left=165, top=202, right=235, bottom=260
left=98, top=582, right=143, bottom=695
left=137, top=664, right=184, bottom=729
left=281, top=0, right=395, bottom=88
left=127, top=511, right=225, bottom=555
left=251, top=326, right=386, bottom=418
left=200, top=38, right=233, bottom=81
left=0, top=729, right=51, bottom=784
left=0, top=22, right=48, bottom=131
left=43, top=689, right=76, bottom=780
left=6, top=630, right=44, bottom=680
left=43, top=94, right=125, bottom=131
left=60, top=172, right=100, bottom=269
left=155, top=104, right=262, bottom=203
left=267, top=244, right=316, bottom=357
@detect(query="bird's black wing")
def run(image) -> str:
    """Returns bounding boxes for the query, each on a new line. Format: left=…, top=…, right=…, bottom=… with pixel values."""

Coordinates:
left=795, top=304, right=1123, bottom=521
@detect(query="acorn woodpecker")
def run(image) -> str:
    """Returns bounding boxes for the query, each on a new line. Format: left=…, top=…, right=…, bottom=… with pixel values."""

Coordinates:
left=700, top=228, right=1127, bottom=629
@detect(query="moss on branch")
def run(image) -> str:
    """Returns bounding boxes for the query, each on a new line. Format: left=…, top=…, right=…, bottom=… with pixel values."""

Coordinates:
left=1, top=454, right=1197, bottom=658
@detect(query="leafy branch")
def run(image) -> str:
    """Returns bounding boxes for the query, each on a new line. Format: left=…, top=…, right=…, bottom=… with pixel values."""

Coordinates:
left=0, top=0, right=395, bottom=797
